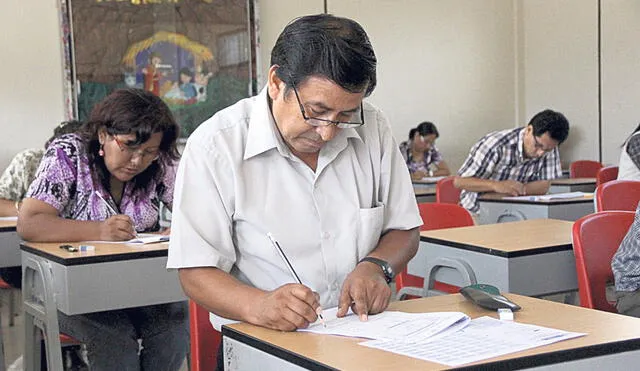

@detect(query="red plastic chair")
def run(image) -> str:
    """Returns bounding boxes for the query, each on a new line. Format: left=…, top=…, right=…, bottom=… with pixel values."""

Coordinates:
left=189, top=299, right=222, bottom=371
left=396, top=203, right=475, bottom=299
left=596, top=166, right=619, bottom=187
left=436, top=176, right=461, bottom=204
left=570, top=160, right=603, bottom=178
left=572, top=211, right=635, bottom=312
left=595, top=180, right=640, bottom=212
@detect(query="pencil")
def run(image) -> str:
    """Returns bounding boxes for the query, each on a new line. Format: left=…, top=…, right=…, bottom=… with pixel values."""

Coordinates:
left=96, top=192, right=138, bottom=238
left=267, top=232, right=326, bottom=327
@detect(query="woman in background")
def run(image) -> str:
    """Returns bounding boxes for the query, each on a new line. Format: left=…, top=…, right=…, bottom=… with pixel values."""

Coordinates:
left=618, top=124, right=640, bottom=181
left=399, top=121, right=450, bottom=180
left=18, top=88, right=187, bottom=370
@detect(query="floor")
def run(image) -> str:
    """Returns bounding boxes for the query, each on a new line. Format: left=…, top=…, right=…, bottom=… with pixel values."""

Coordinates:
left=1, top=287, right=188, bottom=371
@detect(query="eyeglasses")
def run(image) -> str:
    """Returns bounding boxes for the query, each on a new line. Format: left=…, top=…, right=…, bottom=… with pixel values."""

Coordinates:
left=291, top=85, right=365, bottom=129
left=112, top=135, right=160, bottom=161
left=419, top=135, right=435, bottom=145
left=532, top=134, right=554, bottom=153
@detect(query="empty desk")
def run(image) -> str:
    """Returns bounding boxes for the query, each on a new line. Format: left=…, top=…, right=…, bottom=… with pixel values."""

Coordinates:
left=414, top=187, right=435, bottom=203
left=223, top=293, right=640, bottom=370
left=478, top=192, right=593, bottom=224
left=408, top=219, right=576, bottom=297
left=549, top=177, right=596, bottom=193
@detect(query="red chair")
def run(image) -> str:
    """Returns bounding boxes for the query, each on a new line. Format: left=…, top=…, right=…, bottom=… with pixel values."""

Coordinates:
left=595, top=180, right=640, bottom=212
left=570, top=160, right=603, bottom=178
left=396, top=203, right=475, bottom=300
left=572, top=211, right=635, bottom=312
left=190, top=299, right=222, bottom=371
left=436, top=176, right=461, bottom=204
left=596, top=166, right=619, bottom=187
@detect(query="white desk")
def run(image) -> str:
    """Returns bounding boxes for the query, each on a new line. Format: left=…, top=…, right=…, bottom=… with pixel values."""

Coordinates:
left=549, top=177, right=596, bottom=193
left=0, top=219, right=19, bottom=268
left=21, top=241, right=186, bottom=371
left=408, top=219, right=577, bottom=297
left=222, top=293, right=640, bottom=370
left=477, top=193, right=594, bottom=224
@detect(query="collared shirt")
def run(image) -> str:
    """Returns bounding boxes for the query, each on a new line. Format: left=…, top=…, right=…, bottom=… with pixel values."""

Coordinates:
left=0, top=148, right=44, bottom=202
left=26, top=134, right=176, bottom=232
left=457, top=127, right=562, bottom=213
left=612, top=202, right=640, bottom=292
left=167, top=87, right=422, bottom=330
left=618, top=131, right=640, bottom=181
left=398, top=140, right=443, bottom=174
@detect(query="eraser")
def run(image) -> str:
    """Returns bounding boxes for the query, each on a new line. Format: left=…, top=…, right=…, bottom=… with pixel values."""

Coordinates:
left=498, top=308, right=514, bottom=321
left=79, top=245, right=95, bottom=252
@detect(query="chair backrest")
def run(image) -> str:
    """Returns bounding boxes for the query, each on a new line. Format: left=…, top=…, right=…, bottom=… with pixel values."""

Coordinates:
left=570, top=160, right=603, bottom=178
left=595, top=180, right=640, bottom=212
left=572, top=211, right=635, bottom=312
left=418, top=202, right=474, bottom=231
left=596, top=165, right=619, bottom=187
left=189, top=300, right=222, bottom=371
left=435, top=176, right=461, bottom=204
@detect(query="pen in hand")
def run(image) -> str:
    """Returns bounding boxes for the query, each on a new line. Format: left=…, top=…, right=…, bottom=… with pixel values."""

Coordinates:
left=267, top=232, right=326, bottom=328
left=96, top=192, right=138, bottom=238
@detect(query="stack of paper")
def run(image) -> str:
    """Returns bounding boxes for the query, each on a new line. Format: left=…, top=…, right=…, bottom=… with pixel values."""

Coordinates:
left=503, top=191, right=589, bottom=201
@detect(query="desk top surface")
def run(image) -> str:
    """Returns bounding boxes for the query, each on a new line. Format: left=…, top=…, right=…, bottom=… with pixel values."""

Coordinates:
left=224, top=293, right=640, bottom=371
left=550, top=177, right=596, bottom=185
left=0, top=218, right=17, bottom=232
left=479, top=192, right=593, bottom=205
left=20, top=241, right=169, bottom=266
left=419, top=219, right=573, bottom=257
left=413, top=188, right=436, bottom=196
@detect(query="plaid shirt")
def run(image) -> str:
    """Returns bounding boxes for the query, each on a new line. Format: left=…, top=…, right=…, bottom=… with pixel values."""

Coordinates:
left=457, top=127, right=562, bottom=213
left=612, top=202, right=640, bottom=292
left=398, top=140, right=443, bottom=174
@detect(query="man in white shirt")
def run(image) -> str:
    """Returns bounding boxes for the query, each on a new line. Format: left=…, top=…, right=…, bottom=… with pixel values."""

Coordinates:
left=168, top=14, right=422, bottom=337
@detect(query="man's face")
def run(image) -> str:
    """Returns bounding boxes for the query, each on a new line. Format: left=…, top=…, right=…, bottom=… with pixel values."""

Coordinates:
left=268, top=67, right=365, bottom=157
left=523, top=125, right=559, bottom=159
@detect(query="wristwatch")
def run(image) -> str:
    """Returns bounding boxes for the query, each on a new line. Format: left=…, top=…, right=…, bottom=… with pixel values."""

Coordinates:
left=359, top=257, right=394, bottom=283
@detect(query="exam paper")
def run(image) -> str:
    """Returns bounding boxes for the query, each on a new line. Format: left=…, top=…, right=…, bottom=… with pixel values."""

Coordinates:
left=299, top=307, right=470, bottom=342
left=0, top=216, right=18, bottom=221
left=361, top=316, right=585, bottom=366
left=417, top=176, right=446, bottom=183
left=85, top=233, right=169, bottom=245
left=502, top=191, right=588, bottom=202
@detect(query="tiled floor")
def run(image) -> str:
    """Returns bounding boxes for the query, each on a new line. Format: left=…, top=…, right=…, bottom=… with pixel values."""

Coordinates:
left=1, top=287, right=188, bottom=371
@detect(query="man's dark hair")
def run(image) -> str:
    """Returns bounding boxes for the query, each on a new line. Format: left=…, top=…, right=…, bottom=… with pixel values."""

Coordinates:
left=271, top=14, right=377, bottom=96
left=528, top=109, right=570, bottom=144
left=409, top=121, right=439, bottom=140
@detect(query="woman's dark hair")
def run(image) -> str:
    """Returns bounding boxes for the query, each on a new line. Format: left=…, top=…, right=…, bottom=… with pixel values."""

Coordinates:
left=408, top=121, right=439, bottom=140
left=271, top=14, right=377, bottom=97
left=78, top=88, right=180, bottom=193
left=45, top=120, right=83, bottom=148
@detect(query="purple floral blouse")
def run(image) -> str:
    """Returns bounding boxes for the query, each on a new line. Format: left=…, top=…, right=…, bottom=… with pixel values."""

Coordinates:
left=398, top=140, right=443, bottom=174
left=26, top=134, right=176, bottom=232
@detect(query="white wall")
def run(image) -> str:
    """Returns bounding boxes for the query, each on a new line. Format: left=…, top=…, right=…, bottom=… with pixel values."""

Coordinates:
left=518, top=0, right=599, bottom=169
left=0, top=0, right=66, bottom=170
left=601, top=0, right=640, bottom=165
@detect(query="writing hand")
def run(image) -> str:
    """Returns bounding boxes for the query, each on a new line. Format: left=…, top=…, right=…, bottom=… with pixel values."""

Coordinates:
left=250, top=283, right=322, bottom=331
left=493, top=180, right=526, bottom=196
left=99, top=215, right=136, bottom=241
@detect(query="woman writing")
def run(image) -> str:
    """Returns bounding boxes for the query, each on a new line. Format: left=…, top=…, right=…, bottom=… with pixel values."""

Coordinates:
left=399, top=121, right=450, bottom=180
left=18, top=89, right=187, bottom=370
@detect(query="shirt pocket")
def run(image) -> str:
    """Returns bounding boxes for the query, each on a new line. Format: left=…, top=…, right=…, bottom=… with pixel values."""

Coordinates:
left=356, top=204, right=385, bottom=259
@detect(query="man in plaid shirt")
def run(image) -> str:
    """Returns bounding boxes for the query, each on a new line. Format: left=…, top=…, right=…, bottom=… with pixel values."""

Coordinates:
left=454, top=109, right=570, bottom=215
left=612, top=202, right=640, bottom=317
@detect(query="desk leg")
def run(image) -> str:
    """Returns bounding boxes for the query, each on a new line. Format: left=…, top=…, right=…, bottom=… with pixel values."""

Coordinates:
left=22, top=255, right=63, bottom=371
left=0, top=313, right=5, bottom=371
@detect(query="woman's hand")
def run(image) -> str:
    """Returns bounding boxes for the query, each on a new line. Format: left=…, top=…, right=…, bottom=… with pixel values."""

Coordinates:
left=99, top=215, right=136, bottom=241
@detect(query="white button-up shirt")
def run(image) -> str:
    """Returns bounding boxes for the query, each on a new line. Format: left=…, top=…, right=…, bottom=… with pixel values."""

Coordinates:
left=167, top=87, right=422, bottom=329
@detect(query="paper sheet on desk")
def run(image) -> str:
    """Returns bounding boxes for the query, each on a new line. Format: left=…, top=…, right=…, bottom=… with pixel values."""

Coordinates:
left=299, top=307, right=470, bottom=342
left=418, top=176, right=446, bottom=182
left=503, top=191, right=589, bottom=201
left=85, top=233, right=169, bottom=245
left=361, top=316, right=585, bottom=366
left=0, top=216, right=18, bottom=221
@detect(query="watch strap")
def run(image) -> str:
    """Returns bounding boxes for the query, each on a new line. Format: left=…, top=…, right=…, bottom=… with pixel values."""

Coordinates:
left=359, top=256, right=394, bottom=283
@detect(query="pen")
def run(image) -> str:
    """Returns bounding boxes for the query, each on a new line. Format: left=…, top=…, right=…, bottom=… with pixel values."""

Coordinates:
left=267, top=232, right=326, bottom=327
left=96, top=192, right=138, bottom=238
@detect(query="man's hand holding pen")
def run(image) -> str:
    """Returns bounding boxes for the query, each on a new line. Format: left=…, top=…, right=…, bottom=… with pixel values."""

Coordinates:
left=336, top=261, right=392, bottom=321
left=249, top=283, right=323, bottom=332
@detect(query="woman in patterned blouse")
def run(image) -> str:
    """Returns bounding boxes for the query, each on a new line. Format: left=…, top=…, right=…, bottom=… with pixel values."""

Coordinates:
left=398, top=121, right=450, bottom=180
left=17, top=89, right=187, bottom=370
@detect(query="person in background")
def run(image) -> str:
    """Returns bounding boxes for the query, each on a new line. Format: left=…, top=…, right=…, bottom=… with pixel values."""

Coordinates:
left=617, top=123, right=640, bottom=181
left=17, top=89, right=187, bottom=371
left=399, top=121, right=450, bottom=180
left=612, top=202, right=640, bottom=316
left=454, top=109, right=570, bottom=215
left=0, top=120, right=82, bottom=288
left=168, top=14, right=421, bottom=368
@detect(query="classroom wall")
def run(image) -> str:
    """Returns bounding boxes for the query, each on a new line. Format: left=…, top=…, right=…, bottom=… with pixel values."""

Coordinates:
left=517, top=0, right=599, bottom=169
left=0, top=0, right=66, bottom=171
